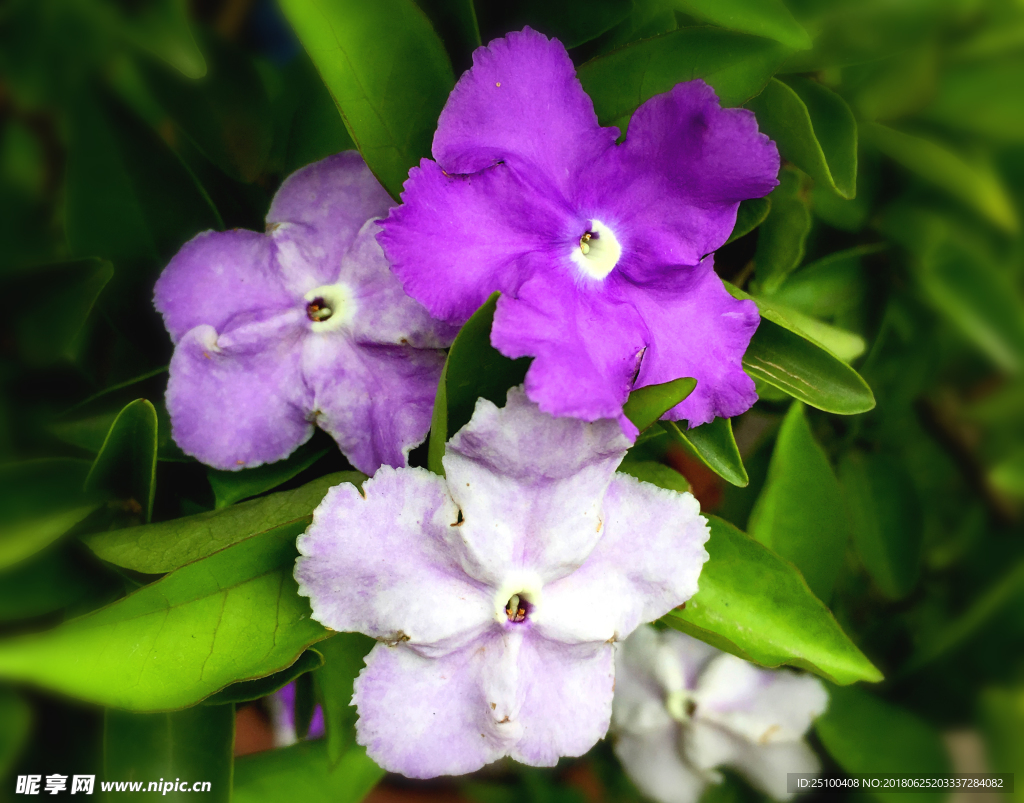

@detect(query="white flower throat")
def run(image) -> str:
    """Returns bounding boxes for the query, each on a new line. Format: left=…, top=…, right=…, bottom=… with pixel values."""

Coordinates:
left=571, top=219, right=622, bottom=280
left=304, top=283, right=356, bottom=332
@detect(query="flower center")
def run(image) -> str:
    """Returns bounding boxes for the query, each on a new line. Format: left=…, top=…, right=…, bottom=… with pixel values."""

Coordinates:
left=570, top=219, right=622, bottom=280
left=303, top=283, right=356, bottom=332
left=666, top=690, right=698, bottom=723
left=504, top=593, right=530, bottom=623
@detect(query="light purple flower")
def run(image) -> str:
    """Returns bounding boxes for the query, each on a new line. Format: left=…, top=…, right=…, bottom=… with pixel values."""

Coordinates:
left=154, top=152, right=457, bottom=475
left=612, top=626, right=827, bottom=803
left=294, top=387, right=710, bottom=778
left=268, top=680, right=325, bottom=747
left=378, top=29, right=777, bottom=436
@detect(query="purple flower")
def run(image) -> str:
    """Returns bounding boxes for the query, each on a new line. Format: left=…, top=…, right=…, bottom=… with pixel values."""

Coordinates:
left=378, top=29, right=777, bottom=436
left=154, top=152, right=457, bottom=475
left=612, top=626, right=827, bottom=803
left=294, top=388, right=710, bottom=777
left=268, top=680, right=326, bottom=747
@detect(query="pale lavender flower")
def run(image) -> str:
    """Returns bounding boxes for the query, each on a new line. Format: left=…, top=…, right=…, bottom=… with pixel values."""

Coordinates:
left=294, top=388, right=710, bottom=777
left=154, top=152, right=457, bottom=475
left=612, top=626, right=827, bottom=803
left=378, top=29, right=777, bottom=436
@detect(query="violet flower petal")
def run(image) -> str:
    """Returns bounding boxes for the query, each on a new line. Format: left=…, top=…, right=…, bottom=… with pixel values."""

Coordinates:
left=295, top=467, right=493, bottom=653
left=165, top=316, right=313, bottom=470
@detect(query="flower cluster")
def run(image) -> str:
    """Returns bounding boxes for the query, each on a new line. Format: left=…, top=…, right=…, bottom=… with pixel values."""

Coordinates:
left=153, top=25, right=803, bottom=782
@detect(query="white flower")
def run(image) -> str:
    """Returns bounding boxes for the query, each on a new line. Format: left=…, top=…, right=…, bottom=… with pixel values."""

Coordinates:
left=612, top=626, right=828, bottom=802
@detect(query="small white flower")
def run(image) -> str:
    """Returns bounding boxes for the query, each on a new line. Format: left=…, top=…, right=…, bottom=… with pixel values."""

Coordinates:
left=612, top=626, right=828, bottom=803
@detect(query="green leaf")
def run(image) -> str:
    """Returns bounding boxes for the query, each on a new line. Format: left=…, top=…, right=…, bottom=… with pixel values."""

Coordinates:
left=815, top=686, right=950, bottom=803
left=413, top=0, right=481, bottom=54
left=65, top=90, right=220, bottom=262
left=207, top=444, right=329, bottom=509
left=278, top=0, right=455, bottom=199
left=617, top=460, right=691, bottom=495
left=770, top=244, right=882, bottom=320
left=104, top=704, right=234, bottom=802
left=623, top=377, right=697, bottom=433
left=428, top=293, right=530, bottom=475
left=0, top=548, right=103, bottom=622
left=743, top=288, right=867, bottom=363
left=0, top=687, right=30, bottom=779
left=664, top=515, right=881, bottom=685
left=85, top=399, right=159, bottom=524
left=0, top=458, right=97, bottom=569
left=663, top=418, right=748, bottom=487
left=0, top=524, right=329, bottom=710
left=234, top=740, right=383, bottom=803
left=991, top=449, right=1024, bottom=500
left=749, top=402, right=848, bottom=602
left=204, top=649, right=324, bottom=705
left=317, top=633, right=375, bottom=764
left=670, top=0, right=811, bottom=50
left=140, top=32, right=272, bottom=184
left=742, top=314, right=876, bottom=415
left=502, top=0, right=632, bottom=49
left=979, top=686, right=1024, bottom=798
left=746, top=78, right=857, bottom=200
left=280, top=53, right=356, bottom=175
left=925, top=59, right=1024, bottom=143
left=839, top=451, right=923, bottom=600
left=725, top=197, right=770, bottom=244
left=6, top=258, right=113, bottom=365
left=577, top=27, right=792, bottom=127
left=753, top=168, right=811, bottom=293
left=863, top=122, right=1019, bottom=233
left=84, top=471, right=361, bottom=574
left=118, top=0, right=206, bottom=80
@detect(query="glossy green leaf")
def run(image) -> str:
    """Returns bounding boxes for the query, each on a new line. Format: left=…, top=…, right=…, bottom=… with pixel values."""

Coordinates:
left=84, top=471, right=361, bottom=574
left=725, top=197, right=770, bottom=244
left=816, top=686, right=950, bottom=803
left=617, top=460, right=691, bottom=494
left=753, top=168, right=811, bottom=293
left=577, top=27, right=792, bottom=127
left=500, top=0, right=631, bottom=49
left=979, top=686, right=1024, bottom=800
left=747, top=78, right=857, bottom=199
left=50, top=398, right=187, bottom=464
left=742, top=315, right=876, bottom=415
left=664, top=516, right=881, bottom=685
left=85, top=399, right=159, bottom=524
left=0, top=458, right=96, bottom=569
left=749, top=402, right=848, bottom=601
left=0, top=687, right=30, bottom=779
left=428, top=294, right=530, bottom=475
left=414, top=0, right=481, bottom=55
left=65, top=90, right=220, bottom=262
left=671, top=0, right=810, bottom=50
left=205, top=649, right=324, bottom=705
left=280, top=53, right=356, bottom=175
left=279, top=0, right=455, bottom=199
left=863, top=122, right=1019, bottom=233
left=663, top=418, right=748, bottom=487
left=234, top=740, right=383, bottom=803
left=744, top=288, right=867, bottom=363
left=840, top=451, right=923, bottom=600
left=317, top=633, right=375, bottom=764
left=207, top=444, right=329, bottom=509
left=770, top=244, right=882, bottom=320
left=0, top=524, right=329, bottom=710
left=140, top=32, right=272, bottom=184
left=119, top=0, right=206, bottom=79
left=7, top=258, right=113, bottom=365
left=104, top=704, right=234, bottom=802
left=623, top=377, right=697, bottom=433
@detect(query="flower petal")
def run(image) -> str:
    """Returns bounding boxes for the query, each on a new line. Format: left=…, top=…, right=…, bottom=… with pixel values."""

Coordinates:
left=154, top=229, right=291, bottom=343
left=165, top=315, right=313, bottom=470
left=508, top=635, right=615, bottom=767
left=614, top=728, right=710, bottom=803
left=296, top=466, right=493, bottom=652
left=694, top=654, right=828, bottom=744
left=630, top=258, right=760, bottom=427
left=353, top=636, right=519, bottom=778
left=432, top=28, right=617, bottom=195
left=378, top=160, right=567, bottom=325
left=267, top=152, right=394, bottom=293
left=442, top=387, right=630, bottom=584
left=302, top=336, right=445, bottom=474
left=341, top=220, right=458, bottom=349
left=584, top=80, right=779, bottom=277
left=534, top=475, right=709, bottom=644
left=490, top=275, right=647, bottom=434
